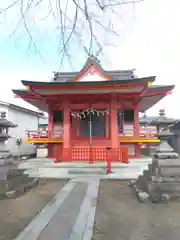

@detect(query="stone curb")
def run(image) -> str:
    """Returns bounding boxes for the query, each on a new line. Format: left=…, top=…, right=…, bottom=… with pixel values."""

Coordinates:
left=4, top=178, right=39, bottom=199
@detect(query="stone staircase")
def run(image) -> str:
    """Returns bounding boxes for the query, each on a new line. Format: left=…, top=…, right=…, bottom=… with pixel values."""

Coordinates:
left=18, top=157, right=152, bottom=180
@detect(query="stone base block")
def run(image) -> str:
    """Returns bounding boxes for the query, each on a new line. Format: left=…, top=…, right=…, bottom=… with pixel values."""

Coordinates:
left=159, top=167, right=180, bottom=176
left=154, top=152, right=179, bottom=159
left=0, top=166, right=38, bottom=197
left=136, top=175, right=149, bottom=193
left=151, top=175, right=180, bottom=183
left=4, top=178, right=39, bottom=199
left=148, top=182, right=180, bottom=195
left=155, top=159, right=180, bottom=168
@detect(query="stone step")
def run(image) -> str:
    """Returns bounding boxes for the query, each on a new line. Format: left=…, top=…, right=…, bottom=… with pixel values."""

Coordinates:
left=68, top=168, right=105, bottom=174
left=20, top=157, right=151, bottom=180
left=25, top=166, right=146, bottom=180
left=18, top=161, right=151, bottom=170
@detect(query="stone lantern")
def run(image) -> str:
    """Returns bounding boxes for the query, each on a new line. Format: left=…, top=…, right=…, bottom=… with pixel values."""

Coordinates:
left=133, top=109, right=180, bottom=203
left=0, top=111, right=17, bottom=160
left=150, top=109, right=178, bottom=135
left=0, top=111, right=38, bottom=198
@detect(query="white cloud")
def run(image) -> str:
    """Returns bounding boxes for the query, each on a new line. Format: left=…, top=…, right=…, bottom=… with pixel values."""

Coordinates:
left=112, top=0, right=180, bottom=118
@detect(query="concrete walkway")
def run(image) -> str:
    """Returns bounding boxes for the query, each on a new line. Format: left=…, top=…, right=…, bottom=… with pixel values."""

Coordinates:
left=19, top=157, right=152, bottom=180
left=14, top=177, right=100, bottom=240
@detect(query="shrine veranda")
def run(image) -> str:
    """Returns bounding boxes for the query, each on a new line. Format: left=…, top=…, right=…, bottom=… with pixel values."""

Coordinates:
left=13, top=57, right=174, bottom=162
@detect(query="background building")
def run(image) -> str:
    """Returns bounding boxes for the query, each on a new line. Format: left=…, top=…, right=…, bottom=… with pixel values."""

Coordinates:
left=0, top=101, right=45, bottom=157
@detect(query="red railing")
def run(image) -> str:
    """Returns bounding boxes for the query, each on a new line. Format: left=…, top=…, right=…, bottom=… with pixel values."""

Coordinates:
left=26, top=126, right=157, bottom=141
left=59, top=147, right=128, bottom=163
left=140, top=127, right=157, bottom=138
left=26, top=129, right=63, bottom=140
left=119, top=127, right=157, bottom=138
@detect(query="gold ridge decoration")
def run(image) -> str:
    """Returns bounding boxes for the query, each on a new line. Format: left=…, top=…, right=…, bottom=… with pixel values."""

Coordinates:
left=148, top=81, right=152, bottom=87
left=70, top=108, right=109, bottom=119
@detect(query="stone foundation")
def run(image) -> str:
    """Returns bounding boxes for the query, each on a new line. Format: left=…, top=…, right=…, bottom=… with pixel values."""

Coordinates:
left=131, top=110, right=180, bottom=203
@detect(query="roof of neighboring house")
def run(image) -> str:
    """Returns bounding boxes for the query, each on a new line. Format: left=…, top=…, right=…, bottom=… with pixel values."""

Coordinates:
left=0, top=101, right=44, bottom=117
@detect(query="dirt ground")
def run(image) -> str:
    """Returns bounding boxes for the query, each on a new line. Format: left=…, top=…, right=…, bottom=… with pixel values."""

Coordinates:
left=93, top=180, right=180, bottom=240
left=0, top=180, right=67, bottom=240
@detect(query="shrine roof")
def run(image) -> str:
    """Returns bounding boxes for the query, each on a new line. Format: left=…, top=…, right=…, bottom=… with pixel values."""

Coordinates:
left=21, top=76, right=155, bottom=87
left=52, top=56, right=135, bottom=82
left=12, top=56, right=175, bottom=112
left=12, top=84, right=174, bottom=113
left=53, top=70, right=135, bottom=82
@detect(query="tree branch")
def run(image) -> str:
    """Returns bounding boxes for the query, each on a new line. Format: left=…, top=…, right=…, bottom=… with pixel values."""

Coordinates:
left=20, top=0, right=45, bottom=62
left=0, top=0, right=143, bottom=67
left=0, top=0, right=20, bottom=15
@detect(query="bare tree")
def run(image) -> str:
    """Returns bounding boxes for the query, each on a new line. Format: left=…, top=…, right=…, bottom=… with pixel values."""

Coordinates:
left=0, top=0, right=143, bottom=67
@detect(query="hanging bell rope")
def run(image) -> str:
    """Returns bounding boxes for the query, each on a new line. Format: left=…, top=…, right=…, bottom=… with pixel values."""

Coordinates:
left=70, top=108, right=109, bottom=119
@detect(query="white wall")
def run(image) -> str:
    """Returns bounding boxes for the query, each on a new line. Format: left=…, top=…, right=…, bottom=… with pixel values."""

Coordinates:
left=7, top=107, right=38, bottom=156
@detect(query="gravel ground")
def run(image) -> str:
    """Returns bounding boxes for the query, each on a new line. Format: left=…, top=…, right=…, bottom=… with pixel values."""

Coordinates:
left=93, top=180, right=180, bottom=240
left=0, top=180, right=67, bottom=240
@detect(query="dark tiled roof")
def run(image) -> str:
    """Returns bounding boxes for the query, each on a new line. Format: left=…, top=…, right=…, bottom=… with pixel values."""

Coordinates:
left=53, top=72, right=77, bottom=82
left=21, top=76, right=155, bottom=87
left=52, top=56, right=135, bottom=82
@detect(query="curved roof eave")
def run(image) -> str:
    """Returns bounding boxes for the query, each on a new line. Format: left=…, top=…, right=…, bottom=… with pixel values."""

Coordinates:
left=139, top=85, right=175, bottom=112
left=142, top=84, right=175, bottom=96
left=21, top=76, right=156, bottom=88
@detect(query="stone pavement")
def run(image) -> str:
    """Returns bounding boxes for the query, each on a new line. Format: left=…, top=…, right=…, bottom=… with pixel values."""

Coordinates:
left=19, top=157, right=152, bottom=180
left=14, top=177, right=100, bottom=240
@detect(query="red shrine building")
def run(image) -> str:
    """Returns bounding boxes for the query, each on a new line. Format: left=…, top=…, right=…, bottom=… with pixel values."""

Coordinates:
left=13, top=57, right=174, bottom=162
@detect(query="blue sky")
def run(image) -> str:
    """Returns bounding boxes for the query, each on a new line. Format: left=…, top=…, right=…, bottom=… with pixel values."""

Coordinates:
left=0, top=0, right=179, bottom=118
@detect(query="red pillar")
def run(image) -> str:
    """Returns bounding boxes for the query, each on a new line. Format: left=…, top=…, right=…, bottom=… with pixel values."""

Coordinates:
left=134, top=104, right=140, bottom=137
left=48, top=104, right=53, bottom=138
left=63, top=100, right=71, bottom=148
left=135, top=144, right=141, bottom=158
left=110, top=97, right=119, bottom=148
left=134, top=103, right=140, bottom=158
left=48, top=104, right=53, bottom=158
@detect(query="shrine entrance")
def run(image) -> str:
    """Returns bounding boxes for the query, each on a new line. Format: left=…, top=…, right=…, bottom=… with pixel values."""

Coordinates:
left=56, top=108, right=128, bottom=162
left=80, top=114, right=105, bottom=138
left=71, top=109, right=110, bottom=147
